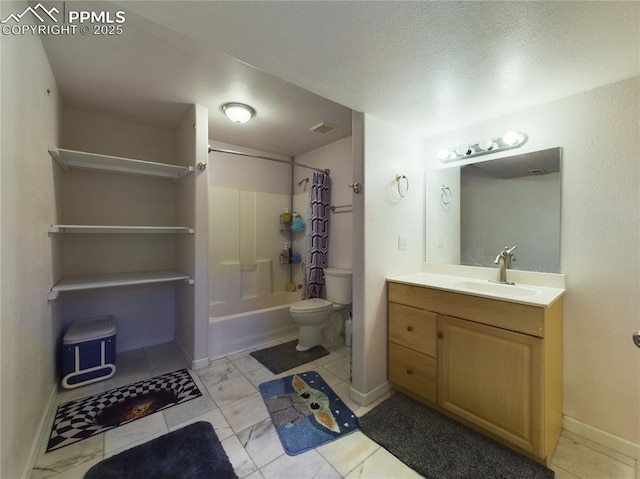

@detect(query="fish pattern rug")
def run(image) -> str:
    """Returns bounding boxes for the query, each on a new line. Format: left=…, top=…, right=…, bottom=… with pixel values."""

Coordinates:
left=47, top=368, right=201, bottom=452
left=258, top=370, right=359, bottom=455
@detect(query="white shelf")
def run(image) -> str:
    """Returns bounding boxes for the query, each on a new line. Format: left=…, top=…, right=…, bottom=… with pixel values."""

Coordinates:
left=49, top=225, right=194, bottom=234
left=49, top=147, right=194, bottom=181
left=47, top=270, right=194, bottom=301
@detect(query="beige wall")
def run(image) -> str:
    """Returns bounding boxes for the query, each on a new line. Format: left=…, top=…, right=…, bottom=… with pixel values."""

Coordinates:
left=424, top=77, right=640, bottom=451
left=0, top=2, right=63, bottom=476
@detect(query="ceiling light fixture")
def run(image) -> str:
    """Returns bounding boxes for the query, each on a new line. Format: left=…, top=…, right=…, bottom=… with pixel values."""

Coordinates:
left=437, top=131, right=528, bottom=162
left=221, top=102, right=255, bottom=124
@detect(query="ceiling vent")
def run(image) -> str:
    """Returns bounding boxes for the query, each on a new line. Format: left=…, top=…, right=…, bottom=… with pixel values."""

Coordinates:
left=309, top=122, right=337, bottom=134
left=528, top=168, right=548, bottom=175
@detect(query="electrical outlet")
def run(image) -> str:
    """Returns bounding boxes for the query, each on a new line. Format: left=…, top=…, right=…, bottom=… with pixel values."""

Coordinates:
left=398, top=235, right=408, bottom=250
left=437, top=234, right=444, bottom=248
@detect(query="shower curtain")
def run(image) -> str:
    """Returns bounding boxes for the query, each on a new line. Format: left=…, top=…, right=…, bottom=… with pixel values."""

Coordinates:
left=305, top=172, right=331, bottom=298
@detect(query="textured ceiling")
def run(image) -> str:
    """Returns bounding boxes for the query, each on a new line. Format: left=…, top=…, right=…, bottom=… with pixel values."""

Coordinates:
left=120, top=1, right=640, bottom=135
left=41, top=1, right=640, bottom=157
left=39, top=2, right=353, bottom=157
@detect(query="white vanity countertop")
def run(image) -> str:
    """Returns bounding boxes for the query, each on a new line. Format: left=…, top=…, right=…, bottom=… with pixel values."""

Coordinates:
left=387, top=268, right=566, bottom=307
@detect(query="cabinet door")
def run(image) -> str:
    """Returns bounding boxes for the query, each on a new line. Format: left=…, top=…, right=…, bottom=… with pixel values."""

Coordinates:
left=438, top=315, right=543, bottom=455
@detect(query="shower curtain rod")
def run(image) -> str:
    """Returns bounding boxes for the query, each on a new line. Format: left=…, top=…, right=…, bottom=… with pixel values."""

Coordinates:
left=208, top=146, right=330, bottom=175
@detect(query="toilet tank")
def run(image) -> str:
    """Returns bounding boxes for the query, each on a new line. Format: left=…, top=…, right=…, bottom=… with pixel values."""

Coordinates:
left=324, top=268, right=352, bottom=304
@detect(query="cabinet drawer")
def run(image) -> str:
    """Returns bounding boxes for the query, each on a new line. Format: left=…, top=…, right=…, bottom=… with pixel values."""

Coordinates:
left=388, top=342, right=437, bottom=403
left=388, top=282, right=544, bottom=337
left=389, top=302, right=437, bottom=356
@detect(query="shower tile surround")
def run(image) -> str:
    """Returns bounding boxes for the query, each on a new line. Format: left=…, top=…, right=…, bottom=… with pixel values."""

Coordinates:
left=31, top=340, right=636, bottom=479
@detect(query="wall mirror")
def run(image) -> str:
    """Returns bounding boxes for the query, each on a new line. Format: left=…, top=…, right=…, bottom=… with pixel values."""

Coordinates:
left=430, top=147, right=562, bottom=273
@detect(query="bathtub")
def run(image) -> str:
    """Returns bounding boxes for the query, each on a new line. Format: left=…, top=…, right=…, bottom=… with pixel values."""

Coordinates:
left=208, top=293, right=300, bottom=359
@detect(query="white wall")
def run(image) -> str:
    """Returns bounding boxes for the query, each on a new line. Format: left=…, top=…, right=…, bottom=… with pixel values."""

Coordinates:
left=174, top=104, right=209, bottom=368
left=208, top=141, right=291, bottom=195
left=351, top=114, right=424, bottom=402
left=0, top=2, right=63, bottom=475
left=207, top=141, right=294, bottom=314
left=208, top=137, right=352, bottom=310
left=424, top=77, right=640, bottom=451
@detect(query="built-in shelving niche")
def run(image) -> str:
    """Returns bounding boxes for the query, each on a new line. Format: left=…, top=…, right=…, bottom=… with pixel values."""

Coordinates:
left=47, top=147, right=195, bottom=301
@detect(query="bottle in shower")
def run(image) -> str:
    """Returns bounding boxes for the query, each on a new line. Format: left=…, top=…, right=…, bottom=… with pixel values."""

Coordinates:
left=280, top=208, right=291, bottom=224
left=280, top=242, right=290, bottom=264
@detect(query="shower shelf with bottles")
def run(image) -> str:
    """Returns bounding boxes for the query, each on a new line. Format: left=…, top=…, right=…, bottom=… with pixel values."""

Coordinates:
left=46, top=147, right=195, bottom=300
left=278, top=209, right=305, bottom=266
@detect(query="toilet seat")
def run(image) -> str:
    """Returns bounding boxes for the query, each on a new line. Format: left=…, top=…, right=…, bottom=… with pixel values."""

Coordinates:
left=290, top=298, right=332, bottom=314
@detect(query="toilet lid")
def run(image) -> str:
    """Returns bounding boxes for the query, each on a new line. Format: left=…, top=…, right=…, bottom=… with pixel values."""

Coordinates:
left=290, top=298, right=333, bottom=313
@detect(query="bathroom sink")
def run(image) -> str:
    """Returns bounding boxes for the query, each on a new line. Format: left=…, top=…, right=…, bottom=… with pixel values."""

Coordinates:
left=455, top=280, right=539, bottom=297
left=387, top=271, right=566, bottom=307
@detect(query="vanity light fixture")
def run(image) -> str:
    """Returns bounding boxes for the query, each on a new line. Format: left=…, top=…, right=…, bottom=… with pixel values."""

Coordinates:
left=221, top=102, right=255, bottom=124
left=438, top=131, right=528, bottom=162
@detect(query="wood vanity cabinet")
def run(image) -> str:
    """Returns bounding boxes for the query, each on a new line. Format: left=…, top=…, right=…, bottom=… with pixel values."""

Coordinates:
left=387, top=281, right=563, bottom=466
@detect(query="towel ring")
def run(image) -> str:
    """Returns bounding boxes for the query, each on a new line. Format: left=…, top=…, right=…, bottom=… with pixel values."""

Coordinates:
left=395, top=174, right=409, bottom=198
left=441, top=185, right=452, bottom=205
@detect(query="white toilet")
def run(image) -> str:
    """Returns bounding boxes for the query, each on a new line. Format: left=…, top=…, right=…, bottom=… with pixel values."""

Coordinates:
left=289, top=268, right=352, bottom=351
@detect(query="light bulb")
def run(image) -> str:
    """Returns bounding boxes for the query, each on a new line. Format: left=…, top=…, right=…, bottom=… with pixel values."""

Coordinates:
left=222, top=103, right=255, bottom=124
left=502, top=131, right=521, bottom=146
left=456, top=144, right=470, bottom=156
left=478, top=138, right=497, bottom=151
left=437, top=148, right=451, bottom=161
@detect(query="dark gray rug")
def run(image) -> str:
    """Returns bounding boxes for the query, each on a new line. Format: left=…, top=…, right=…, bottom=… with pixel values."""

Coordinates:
left=359, top=393, right=554, bottom=479
left=84, top=421, right=237, bottom=479
left=250, top=340, right=329, bottom=374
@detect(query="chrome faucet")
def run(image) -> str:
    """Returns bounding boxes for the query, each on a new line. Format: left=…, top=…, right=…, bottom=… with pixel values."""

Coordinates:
left=493, top=246, right=517, bottom=284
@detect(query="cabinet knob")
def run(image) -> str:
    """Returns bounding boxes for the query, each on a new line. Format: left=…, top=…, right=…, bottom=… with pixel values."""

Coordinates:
left=406, top=368, right=413, bottom=375
left=437, top=332, right=443, bottom=339
left=406, top=325, right=413, bottom=332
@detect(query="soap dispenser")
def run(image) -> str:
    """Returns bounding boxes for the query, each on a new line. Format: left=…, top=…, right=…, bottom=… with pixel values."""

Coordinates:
left=280, top=242, right=290, bottom=264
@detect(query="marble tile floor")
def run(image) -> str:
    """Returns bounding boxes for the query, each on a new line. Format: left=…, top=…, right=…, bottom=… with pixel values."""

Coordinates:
left=30, top=338, right=638, bottom=479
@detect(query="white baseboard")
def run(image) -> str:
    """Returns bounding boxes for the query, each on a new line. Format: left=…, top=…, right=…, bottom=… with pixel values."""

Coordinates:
left=173, top=335, right=209, bottom=370
left=563, top=415, right=640, bottom=460
left=174, top=335, right=191, bottom=367
left=21, top=383, right=58, bottom=479
left=191, top=356, right=210, bottom=370
left=349, top=380, right=392, bottom=407
left=118, top=333, right=175, bottom=353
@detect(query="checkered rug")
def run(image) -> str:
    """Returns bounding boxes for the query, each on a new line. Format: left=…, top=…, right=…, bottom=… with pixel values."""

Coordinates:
left=46, top=369, right=201, bottom=452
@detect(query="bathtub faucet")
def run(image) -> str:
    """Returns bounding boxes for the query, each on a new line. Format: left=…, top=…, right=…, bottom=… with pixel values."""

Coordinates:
left=493, top=245, right=517, bottom=284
